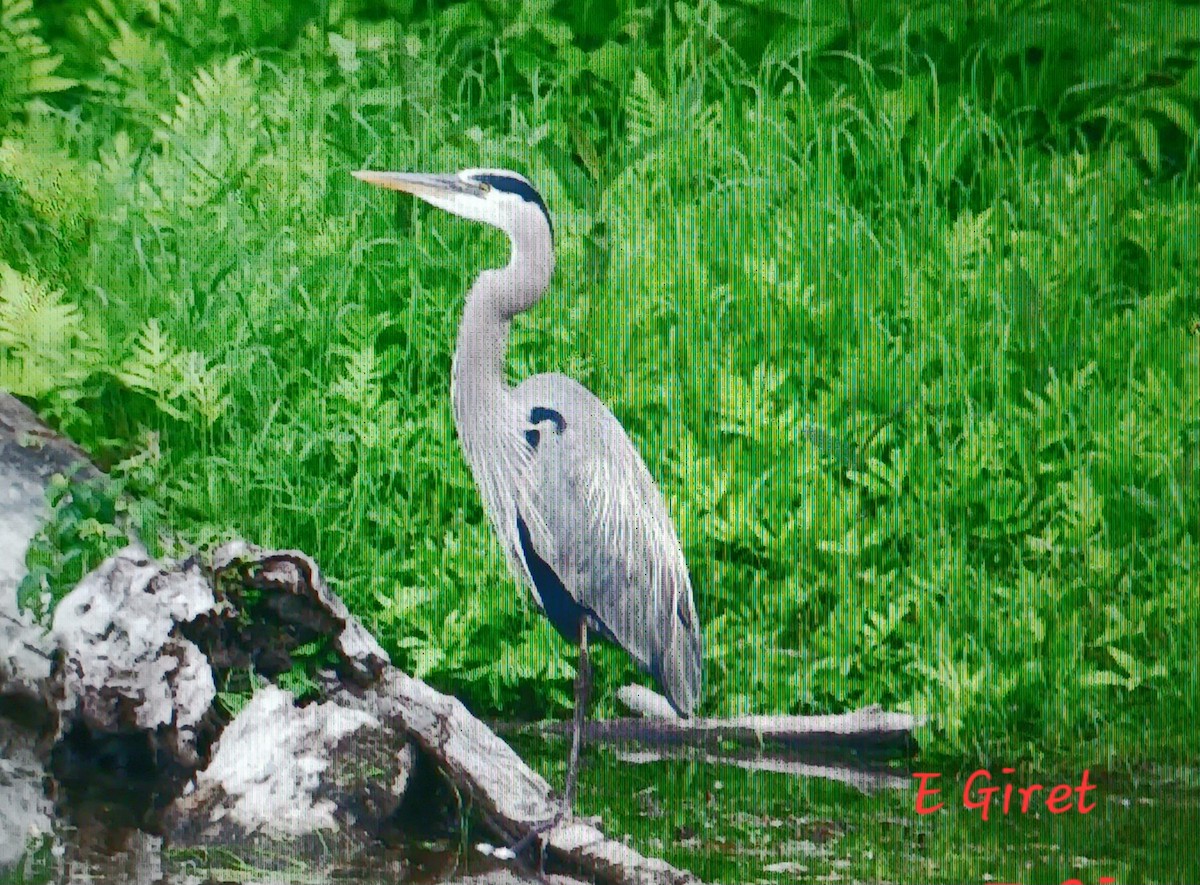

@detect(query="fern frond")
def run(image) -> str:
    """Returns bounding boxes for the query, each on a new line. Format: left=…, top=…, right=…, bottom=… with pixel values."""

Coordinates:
left=331, top=344, right=383, bottom=414
left=84, top=0, right=176, bottom=130
left=625, top=69, right=668, bottom=146
left=0, top=0, right=76, bottom=121
left=0, top=262, right=90, bottom=397
left=117, top=318, right=187, bottom=418
left=177, top=349, right=230, bottom=425
left=116, top=318, right=228, bottom=425
left=0, top=262, right=81, bottom=351
left=0, top=133, right=95, bottom=235
left=151, top=56, right=265, bottom=212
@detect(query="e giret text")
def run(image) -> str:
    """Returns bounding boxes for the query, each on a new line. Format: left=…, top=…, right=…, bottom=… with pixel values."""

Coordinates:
left=913, top=768, right=1098, bottom=822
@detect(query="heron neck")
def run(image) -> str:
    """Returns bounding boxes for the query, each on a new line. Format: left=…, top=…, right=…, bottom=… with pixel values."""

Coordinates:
left=452, top=288, right=511, bottom=432
left=496, top=220, right=555, bottom=319
left=451, top=227, right=554, bottom=430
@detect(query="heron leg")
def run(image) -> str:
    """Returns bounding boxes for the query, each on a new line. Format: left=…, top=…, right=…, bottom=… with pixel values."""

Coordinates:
left=563, top=620, right=591, bottom=810
left=501, top=621, right=591, bottom=862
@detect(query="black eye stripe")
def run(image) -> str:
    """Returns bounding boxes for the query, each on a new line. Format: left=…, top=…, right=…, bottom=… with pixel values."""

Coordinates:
left=472, top=173, right=554, bottom=238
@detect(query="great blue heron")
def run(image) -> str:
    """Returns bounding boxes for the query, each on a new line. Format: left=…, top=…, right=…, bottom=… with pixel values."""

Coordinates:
left=353, top=166, right=703, bottom=842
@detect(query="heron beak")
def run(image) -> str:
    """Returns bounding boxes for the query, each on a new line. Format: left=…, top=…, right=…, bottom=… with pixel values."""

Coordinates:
left=352, top=170, right=480, bottom=199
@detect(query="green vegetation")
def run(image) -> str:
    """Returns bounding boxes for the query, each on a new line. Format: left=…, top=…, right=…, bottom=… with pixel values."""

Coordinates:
left=518, top=739, right=1200, bottom=884
left=3, top=0, right=1199, bottom=877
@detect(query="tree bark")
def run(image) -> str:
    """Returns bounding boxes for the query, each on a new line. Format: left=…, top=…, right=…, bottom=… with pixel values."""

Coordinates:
left=356, top=666, right=701, bottom=885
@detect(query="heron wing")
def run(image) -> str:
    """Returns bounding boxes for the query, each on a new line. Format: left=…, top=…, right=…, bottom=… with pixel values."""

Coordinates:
left=513, top=373, right=703, bottom=716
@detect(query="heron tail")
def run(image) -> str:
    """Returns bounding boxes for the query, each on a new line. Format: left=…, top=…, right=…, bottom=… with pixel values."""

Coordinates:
left=654, top=600, right=704, bottom=718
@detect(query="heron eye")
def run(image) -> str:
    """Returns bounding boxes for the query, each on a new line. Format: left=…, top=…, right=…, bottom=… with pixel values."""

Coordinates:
left=477, top=180, right=491, bottom=193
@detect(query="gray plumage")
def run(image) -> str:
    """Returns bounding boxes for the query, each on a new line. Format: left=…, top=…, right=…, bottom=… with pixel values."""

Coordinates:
left=354, top=165, right=702, bottom=828
left=512, top=373, right=703, bottom=715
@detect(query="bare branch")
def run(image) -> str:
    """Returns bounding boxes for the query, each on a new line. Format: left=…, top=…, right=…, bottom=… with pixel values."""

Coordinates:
left=496, top=705, right=920, bottom=755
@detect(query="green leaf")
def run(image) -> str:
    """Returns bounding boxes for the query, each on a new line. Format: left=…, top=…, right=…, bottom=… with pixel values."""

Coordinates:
left=1081, top=671, right=1127, bottom=688
left=1139, top=92, right=1198, bottom=141
left=1131, top=117, right=1160, bottom=175
left=328, top=32, right=360, bottom=74
left=587, top=41, right=629, bottom=84
left=1106, top=645, right=1140, bottom=677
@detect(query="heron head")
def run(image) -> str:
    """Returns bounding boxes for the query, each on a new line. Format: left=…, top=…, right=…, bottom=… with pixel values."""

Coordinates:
left=353, top=167, right=553, bottom=244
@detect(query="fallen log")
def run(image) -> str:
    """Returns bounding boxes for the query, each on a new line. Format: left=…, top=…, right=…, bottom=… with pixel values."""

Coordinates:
left=357, top=669, right=699, bottom=885
left=497, top=705, right=919, bottom=755
left=613, top=748, right=911, bottom=793
left=0, top=393, right=701, bottom=885
left=256, top=547, right=700, bottom=885
left=2, top=392, right=918, bottom=885
left=494, top=691, right=918, bottom=796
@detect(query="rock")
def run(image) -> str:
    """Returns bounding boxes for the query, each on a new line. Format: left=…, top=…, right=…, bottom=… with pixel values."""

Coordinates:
left=0, top=394, right=91, bottom=869
left=51, top=546, right=221, bottom=768
left=0, top=392, right=94, bottom=718
left=168, top=684, right=416, bottom=844
left=616, top=684, right=680, bottom=720
left=0, top=718, right=54, bottom=869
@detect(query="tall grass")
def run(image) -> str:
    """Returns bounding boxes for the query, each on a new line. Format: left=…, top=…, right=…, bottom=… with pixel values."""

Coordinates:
left=3, top=0, right=1198, bottom=768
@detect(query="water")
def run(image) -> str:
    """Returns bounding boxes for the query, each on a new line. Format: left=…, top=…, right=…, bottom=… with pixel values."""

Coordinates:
left=8, top=738, right=1197, bottom=884
left=6, top=819, right=530, bottom=885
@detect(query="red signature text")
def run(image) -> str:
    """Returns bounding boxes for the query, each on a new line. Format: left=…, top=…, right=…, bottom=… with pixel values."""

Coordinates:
left=913, top=768, right=1098, bottom=822
left=992, top=880, right=1114, bottom=884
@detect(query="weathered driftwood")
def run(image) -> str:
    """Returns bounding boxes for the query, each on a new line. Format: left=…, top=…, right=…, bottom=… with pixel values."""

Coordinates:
left=349, top=670, right=698, bottom=885
left=44, top=527, right=700, bottom=877
left=1, top=393, right=93, bottom=866
left=167, top=684, right=417, bottom=845
left=52, top=549, right=220, bottom=768
left=613, top=748, right=911, bottom=793
left=269, top=548, right=701, bottom=885
left=499, top=705, right=919, bottom=754
left=209, top=540, right=390, bottom=687
left=0, top=719, right=53, bottom=869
